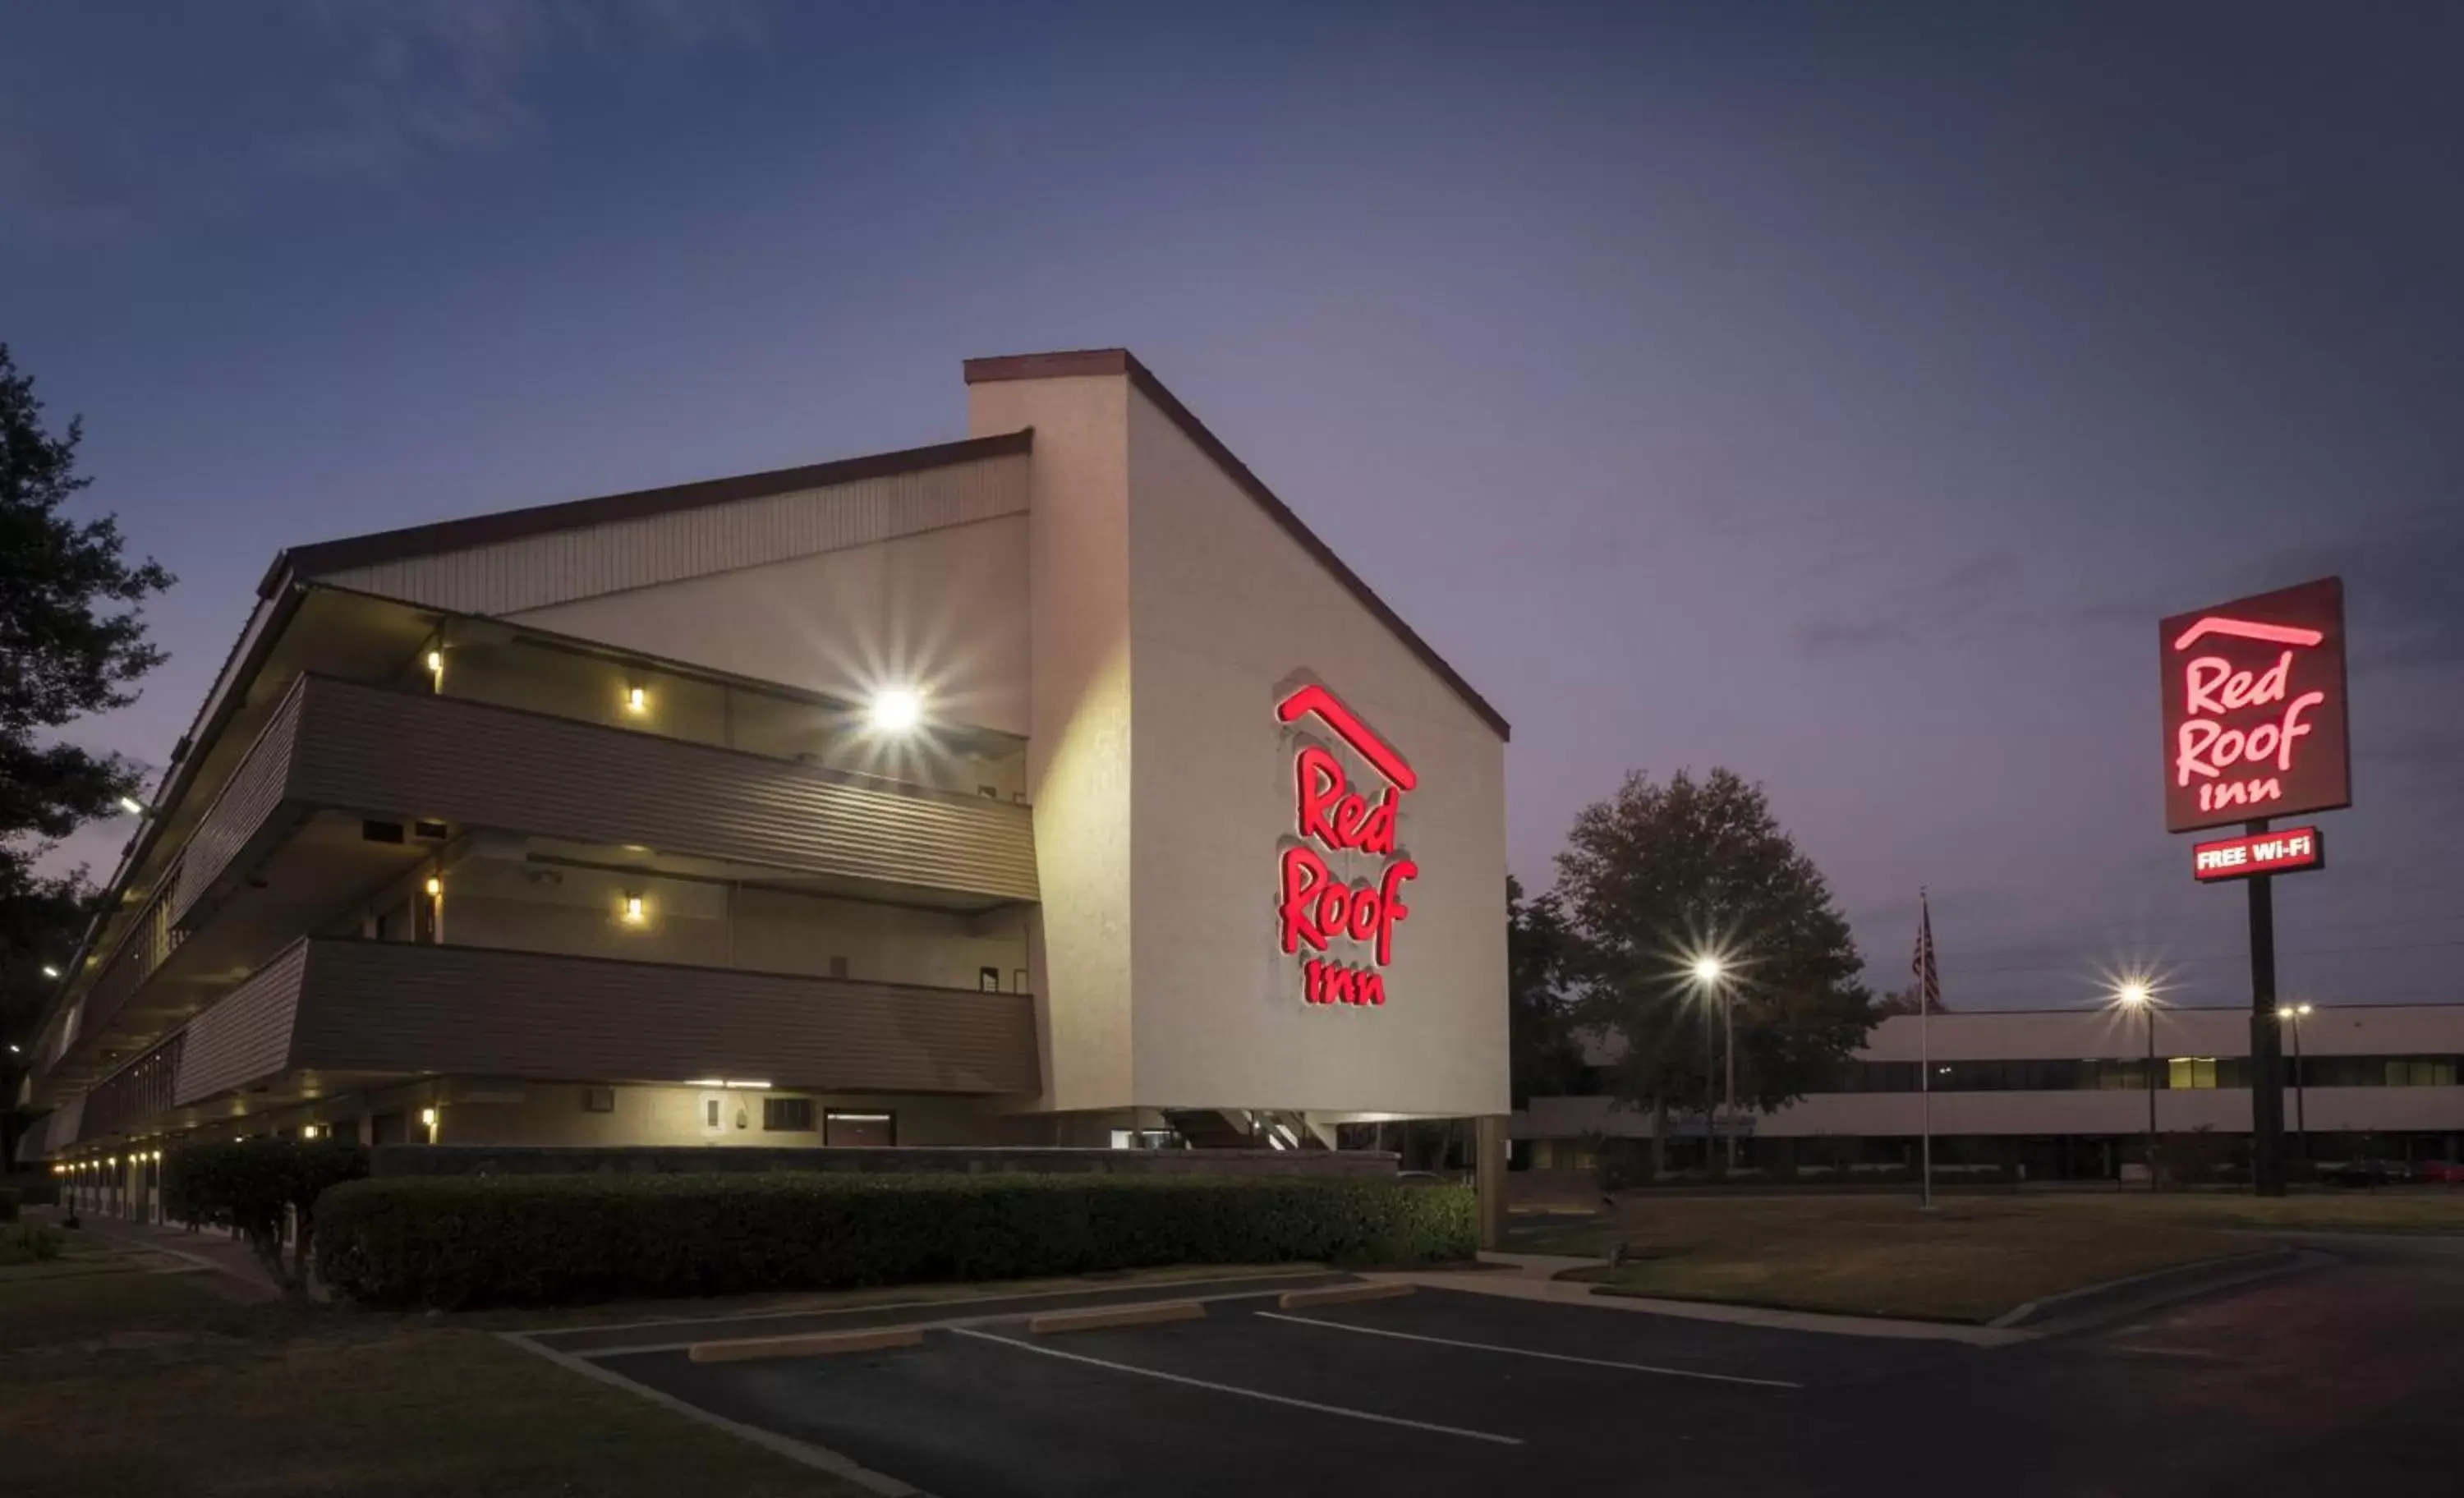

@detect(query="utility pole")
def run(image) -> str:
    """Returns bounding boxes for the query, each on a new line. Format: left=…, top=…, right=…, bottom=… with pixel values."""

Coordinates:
left=2248, top=817, right=2287, bottom=1197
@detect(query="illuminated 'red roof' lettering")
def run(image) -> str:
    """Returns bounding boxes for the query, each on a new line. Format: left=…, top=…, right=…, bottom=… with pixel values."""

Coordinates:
left=1276, top=683, right=1416, bottom=792
left=2170, top=616, right=2326, bottom=652
left=1276, top=680, right=1420, bottom=1009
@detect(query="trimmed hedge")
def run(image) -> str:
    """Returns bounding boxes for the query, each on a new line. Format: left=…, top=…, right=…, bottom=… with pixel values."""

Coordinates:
left=316, top=1173, right=1475, bottom=1308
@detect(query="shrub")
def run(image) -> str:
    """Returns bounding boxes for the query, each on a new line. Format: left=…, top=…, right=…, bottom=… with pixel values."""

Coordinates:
left=2, top=1177, right=59, bottom=1207
left=318, top=1173, right=1476, bottom=1309
left=164, top=1138, right=369, bottom=1297
left=0, top=1222, right=62, bottom=1264
left=0, top=1185, right=18, bottom=1223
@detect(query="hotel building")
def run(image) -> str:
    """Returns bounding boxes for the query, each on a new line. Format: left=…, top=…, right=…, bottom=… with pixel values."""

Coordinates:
left=20, top=350, right=1510, bottom=1204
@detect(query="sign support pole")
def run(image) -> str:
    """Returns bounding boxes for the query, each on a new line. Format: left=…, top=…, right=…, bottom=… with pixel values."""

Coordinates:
left=2246, top=816, right=2287, bottom=1197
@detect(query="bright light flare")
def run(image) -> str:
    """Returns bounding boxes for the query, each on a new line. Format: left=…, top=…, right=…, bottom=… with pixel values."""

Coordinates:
left=867, top=684, right=926, bottom=734
left=1690, top=956, right=1727, bottom=986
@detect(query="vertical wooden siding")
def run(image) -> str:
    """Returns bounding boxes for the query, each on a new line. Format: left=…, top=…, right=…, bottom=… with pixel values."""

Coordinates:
left=170, top=677, right=307, bottom=926
left=172, top=942, right=309, bottom=1106
left=288, top=678, right=1041, bottom=901
left=289, top=940, right=1039, bottom=1095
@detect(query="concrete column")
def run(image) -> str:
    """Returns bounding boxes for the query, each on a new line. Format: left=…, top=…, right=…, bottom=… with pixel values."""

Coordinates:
left=1474, top=1115, right=1509, bottom=1251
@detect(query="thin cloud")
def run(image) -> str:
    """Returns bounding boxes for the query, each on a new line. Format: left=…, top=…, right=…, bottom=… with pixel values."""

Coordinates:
left=270, top=0, right=770, bottom=182
left=1793, top=552, right=2022, bottom=656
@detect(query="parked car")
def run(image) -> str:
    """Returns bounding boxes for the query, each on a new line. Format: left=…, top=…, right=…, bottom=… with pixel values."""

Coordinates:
left=2328, top=1159, right=2416, bottom=1188
left=2415, top=1160, right=2464, bottom=1184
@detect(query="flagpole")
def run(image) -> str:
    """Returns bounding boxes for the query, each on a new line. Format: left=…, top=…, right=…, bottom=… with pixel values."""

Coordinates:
left=1919, top=888, right=1934, bottom=1212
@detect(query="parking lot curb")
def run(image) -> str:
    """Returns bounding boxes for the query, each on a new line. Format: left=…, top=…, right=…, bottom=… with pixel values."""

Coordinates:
left=1029, top=1300, right=1207, bottom=1335
left=1278, top=1282, right=1415, bottom=1309
left=1993, top=1247, right=2309, bottom=1331
left=688, top=1326, right=925, bottom=1363
left=501, top=1332, right=926, bottom=1496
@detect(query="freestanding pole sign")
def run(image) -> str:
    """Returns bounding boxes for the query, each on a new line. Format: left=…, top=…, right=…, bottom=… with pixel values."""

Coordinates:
left=2158, top=577, right=2349, bottom=1197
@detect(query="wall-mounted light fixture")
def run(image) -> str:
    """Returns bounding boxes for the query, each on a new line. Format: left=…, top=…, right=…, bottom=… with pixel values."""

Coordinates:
left=301, top=1125, right=319, bottom=1140
left=626, top=684, right=649, bottom=714
left=41, top=964, right=61, bottom=979
left=620, top=892, right=647, bottom=926
left=424, top=875, right=443, bottom=898
left=117, top=796, right=146, bottom=816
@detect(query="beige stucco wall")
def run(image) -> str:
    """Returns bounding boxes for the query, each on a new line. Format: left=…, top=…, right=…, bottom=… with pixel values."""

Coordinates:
left=970, top=376, right=1138, bottom=1114
left=506, top=514, right=1034, bottom=739
left=1539, top=1006, right=2464, bottom=1139
left=1117, top=389, right=1509, bottom=1117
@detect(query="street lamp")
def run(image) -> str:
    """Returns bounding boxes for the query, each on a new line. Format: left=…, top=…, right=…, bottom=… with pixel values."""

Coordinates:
left=2114, top=980, right=2159, bottom=1189
left=2278, top=1002, right=2315, bottom=1163
left=1690, top=954, right=1736, bottom=1173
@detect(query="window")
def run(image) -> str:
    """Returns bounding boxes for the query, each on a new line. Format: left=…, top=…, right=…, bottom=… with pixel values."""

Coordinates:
left=580, top=1087, right=615, bottom=1114
left=979, top=966, right=1000, bottom=992
left=705, top=1098, right=721, bottom=1129
left=2168, top=1058, right=2220, bottom=1090
left=2388, top=1057, right=2458, bottom=1087
left=825, top=1110, right=895, bottom=1147
left=763, top=1096, right=816, bottom=1132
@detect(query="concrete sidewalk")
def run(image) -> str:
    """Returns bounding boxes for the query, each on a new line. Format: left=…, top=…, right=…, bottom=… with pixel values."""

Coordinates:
left=1368, top=1264, right=2032, bottom=1345
left=56, top=1210, right=285, bottom=1302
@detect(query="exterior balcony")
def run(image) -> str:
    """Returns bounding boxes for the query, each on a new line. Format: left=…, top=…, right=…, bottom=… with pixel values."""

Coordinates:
left=36, top=672, right=1039, bottom=1097
left=71, top=937, right=1040, bottom=1145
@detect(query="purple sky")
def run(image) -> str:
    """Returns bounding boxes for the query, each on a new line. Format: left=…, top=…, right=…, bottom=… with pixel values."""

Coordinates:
left=7, top=3, right=2460, bottom=1010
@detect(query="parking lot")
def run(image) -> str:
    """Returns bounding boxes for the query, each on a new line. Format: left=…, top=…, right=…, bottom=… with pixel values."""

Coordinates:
left=536, top=1280, right=1983, bottom=1496
left=512, top=1237, right=2464, bottom=1497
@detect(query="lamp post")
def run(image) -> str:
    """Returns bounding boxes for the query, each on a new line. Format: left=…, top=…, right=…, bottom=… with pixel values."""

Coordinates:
left=2117, top=981, right=2158, bottom=1189
left=1692, top=956, right=1735, bottom=1173
left=2278, top=1002, right=2314, bottom=1163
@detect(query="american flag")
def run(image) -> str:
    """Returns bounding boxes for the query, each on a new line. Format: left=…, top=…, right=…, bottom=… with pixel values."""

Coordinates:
left=1910, top=889, right=1941, bottom=1015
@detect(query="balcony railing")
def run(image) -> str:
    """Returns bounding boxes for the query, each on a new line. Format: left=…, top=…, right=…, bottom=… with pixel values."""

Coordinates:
left=172, top=674, right=1041, bottom=931
left=43, top=674, right=1042, bottom=1093
left=60, top=937, right=1041, bottom=1141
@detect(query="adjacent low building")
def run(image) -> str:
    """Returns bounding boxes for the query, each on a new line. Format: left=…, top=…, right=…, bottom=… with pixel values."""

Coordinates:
left=21, top=349, right=1510, bottom=1211
left=1522, top=1004, right=2464, bottom=1179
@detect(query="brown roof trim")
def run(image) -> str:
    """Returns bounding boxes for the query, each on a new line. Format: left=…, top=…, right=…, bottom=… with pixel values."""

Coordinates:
left=963, top=349, right=1133, bottom=384
left=258, top=428, right=1035, bottom=599
left=974, top=347, right=1509, bottom=741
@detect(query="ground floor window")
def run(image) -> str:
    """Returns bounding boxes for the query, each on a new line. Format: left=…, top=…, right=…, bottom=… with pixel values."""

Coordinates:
left=825, top=1110, right=894, bottom=1146
left=763, top=1096, right=816, bottom=1133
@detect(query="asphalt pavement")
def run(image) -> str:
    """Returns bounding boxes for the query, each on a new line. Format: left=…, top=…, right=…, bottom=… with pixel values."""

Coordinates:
left=573, top=1237, right=2464, bottom=1497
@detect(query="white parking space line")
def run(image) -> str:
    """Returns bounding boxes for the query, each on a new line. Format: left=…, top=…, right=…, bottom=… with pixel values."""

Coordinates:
left=948, top=1327, right=1526, bottom=1446
left=1253, top=1312, right=1804, bottom=1390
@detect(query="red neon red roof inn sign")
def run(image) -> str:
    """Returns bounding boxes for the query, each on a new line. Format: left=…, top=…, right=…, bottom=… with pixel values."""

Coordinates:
left=1276, top=682, right=1418, bottom=1009
left=2159, top=577, right=2351, bottom=834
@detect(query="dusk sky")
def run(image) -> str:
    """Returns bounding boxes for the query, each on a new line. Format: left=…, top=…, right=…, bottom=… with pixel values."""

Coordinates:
left=5, top=2, right=2459, bottom=1011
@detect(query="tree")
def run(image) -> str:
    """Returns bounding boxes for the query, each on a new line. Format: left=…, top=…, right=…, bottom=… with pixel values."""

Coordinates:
left=1874, top=984, right=1949, bottom=1016
left=1, top=342, right=173, bottom=1151
left=1507, top=875, right=1585, bottom=1106
left=1553, top=768, right=1874, bottom=1173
